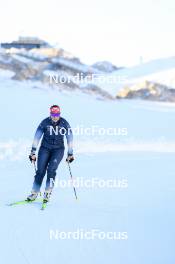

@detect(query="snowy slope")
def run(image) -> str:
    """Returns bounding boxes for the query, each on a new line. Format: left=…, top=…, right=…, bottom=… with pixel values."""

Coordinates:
left=0, top=69, right=175, bottom=264
left=94, top=56, right=175, bottom=97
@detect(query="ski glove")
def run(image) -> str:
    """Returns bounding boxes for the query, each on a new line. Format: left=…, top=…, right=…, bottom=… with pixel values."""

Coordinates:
left=66, top=154, right=74, bottom=163
left=29, top=154, right=36, bottom=163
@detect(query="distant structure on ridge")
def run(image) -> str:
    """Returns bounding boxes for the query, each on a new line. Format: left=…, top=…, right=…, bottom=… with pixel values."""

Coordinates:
left=1, top=36, right=49, bottom=50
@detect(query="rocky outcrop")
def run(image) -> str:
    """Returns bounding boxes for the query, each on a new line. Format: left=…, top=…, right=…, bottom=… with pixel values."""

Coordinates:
left=117, top=80, right=175, bottom=102
left=92, top=61, right=120, bottom=73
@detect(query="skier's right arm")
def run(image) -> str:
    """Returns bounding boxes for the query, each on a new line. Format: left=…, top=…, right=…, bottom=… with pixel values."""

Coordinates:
left=30, top=121, right=45, bottom=155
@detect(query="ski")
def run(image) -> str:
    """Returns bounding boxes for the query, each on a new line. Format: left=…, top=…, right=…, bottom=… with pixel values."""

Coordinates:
left=8, top=198, right=42, bottom=206
left=41, top=200, right=49, bottom=210
left=8, top=198, right=49, bottom=210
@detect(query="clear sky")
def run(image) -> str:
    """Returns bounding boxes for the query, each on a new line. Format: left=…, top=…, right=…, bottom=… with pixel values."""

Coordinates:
left=0, top=0, right=174, bottom=66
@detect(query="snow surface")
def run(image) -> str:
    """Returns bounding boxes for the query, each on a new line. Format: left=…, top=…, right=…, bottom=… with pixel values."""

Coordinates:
left=0, top=70, right=175, bottom=264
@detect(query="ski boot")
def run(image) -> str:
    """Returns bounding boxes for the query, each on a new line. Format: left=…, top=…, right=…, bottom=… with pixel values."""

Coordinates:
left=26, top=192, right=38, bottom=202
left=43, top=190, right=52, bottom=203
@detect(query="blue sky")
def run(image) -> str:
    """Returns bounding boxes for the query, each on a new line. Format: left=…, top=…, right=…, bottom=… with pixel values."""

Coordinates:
left=0, top=0, right=174, bottom=66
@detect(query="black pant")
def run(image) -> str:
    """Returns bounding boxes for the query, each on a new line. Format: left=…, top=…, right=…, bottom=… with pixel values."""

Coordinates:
left=32, top=146, right=64, bottom=192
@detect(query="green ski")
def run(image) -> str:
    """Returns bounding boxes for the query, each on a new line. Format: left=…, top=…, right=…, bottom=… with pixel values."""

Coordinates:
left=8, top=198, right=42, bottom=206
left=41, top=201, right=48, bottom=210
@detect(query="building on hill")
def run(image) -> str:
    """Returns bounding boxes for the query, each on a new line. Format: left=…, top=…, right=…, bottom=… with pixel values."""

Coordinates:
left=1, top=37, right=49, bottom=50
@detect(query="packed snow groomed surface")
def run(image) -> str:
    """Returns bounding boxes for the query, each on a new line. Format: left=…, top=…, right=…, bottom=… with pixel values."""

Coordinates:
left=1, top=70, right=175, bottom=264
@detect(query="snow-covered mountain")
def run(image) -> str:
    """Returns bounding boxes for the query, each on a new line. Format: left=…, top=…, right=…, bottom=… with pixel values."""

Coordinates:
left=0, top=46, right=117, bottom=100
left=1, top=42, right=175, bottom=102
left=94, top=56, right=175, bottom=99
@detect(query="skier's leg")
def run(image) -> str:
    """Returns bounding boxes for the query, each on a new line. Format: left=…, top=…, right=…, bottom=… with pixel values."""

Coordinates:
left=32, top=147, right=50, bottom=193
left=45, top=148, right=64, bottom=193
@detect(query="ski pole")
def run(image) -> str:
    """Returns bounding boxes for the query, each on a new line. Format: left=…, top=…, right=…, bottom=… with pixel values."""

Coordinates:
left=33, top=161, right=37, bottom=173
left=66, top=161, right=78, bottom=200
left=33, top=161, right=42, bottom=196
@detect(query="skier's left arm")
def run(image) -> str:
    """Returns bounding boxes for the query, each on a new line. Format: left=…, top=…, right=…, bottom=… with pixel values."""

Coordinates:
left=65, top=121, right=74, bottom=162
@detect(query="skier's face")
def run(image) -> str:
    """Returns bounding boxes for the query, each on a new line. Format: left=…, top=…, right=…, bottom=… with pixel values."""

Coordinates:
left=51, top=115, right=60, bottom=122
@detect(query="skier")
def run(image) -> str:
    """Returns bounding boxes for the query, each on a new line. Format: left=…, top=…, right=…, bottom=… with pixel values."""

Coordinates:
left=27, top=105, right=74, bottom=203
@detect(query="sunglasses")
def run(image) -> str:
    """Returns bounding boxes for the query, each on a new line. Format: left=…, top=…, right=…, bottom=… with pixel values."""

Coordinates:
left=51, top=113, right=60, bottom=117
